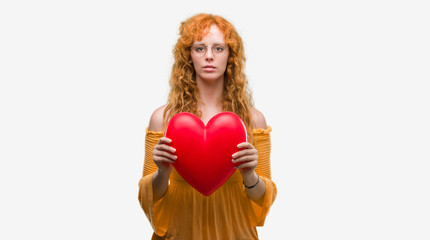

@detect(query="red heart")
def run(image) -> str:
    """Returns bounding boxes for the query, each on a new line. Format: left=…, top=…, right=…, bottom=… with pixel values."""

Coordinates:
left=164, top=112, right=248, bottom=196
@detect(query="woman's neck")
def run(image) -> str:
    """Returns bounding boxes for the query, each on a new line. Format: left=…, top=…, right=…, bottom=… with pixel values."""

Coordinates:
left=196, top=76, right=224, bottom=110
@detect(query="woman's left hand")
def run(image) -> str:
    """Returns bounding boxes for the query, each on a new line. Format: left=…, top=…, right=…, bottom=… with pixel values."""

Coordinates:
left=232, top=142, right=258, bottom=177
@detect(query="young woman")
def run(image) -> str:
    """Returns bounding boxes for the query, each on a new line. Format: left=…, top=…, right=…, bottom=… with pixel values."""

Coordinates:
left=138, top=13, right=277, bottom=239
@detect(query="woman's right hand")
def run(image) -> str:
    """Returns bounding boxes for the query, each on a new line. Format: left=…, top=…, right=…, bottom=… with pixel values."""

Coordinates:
left=153, top=137, right=177, bottom=175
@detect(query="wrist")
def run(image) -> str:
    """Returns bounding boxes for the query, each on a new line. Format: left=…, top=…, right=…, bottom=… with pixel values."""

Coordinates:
left=156, top=168, right=171, bottom=179
left=242, top=172, right=258, bottom=188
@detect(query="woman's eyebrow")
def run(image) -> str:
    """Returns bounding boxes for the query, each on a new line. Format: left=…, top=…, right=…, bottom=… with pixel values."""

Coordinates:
left=193, top=42, right=226, bottom=45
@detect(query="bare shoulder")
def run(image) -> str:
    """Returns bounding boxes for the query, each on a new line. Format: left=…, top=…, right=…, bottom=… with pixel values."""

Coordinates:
left=251, top=107, right=268, bottom=129
left=148, top=104, right=167, bottom=132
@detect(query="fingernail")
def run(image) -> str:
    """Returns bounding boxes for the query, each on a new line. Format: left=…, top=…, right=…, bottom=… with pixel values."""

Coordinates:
left=174, top=156, right=177, bottom=159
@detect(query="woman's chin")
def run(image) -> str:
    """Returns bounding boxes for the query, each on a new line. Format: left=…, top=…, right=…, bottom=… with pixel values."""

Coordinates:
left=196, top=74, right=223, bottom=83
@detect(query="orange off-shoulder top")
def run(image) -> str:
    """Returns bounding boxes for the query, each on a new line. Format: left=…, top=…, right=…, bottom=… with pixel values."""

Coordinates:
left=138, top=126, right=277, bottom=240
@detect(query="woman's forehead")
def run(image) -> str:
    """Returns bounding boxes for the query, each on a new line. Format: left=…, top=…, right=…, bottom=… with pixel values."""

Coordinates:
left=194, top=25, right=225, bottom=42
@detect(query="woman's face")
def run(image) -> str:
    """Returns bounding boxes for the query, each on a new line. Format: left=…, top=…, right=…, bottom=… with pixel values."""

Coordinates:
left=190, top=24, right=229, bottom=83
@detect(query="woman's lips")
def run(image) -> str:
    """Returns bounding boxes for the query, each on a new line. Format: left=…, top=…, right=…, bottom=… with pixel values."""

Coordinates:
left=203, top=66, right=216, bottom=72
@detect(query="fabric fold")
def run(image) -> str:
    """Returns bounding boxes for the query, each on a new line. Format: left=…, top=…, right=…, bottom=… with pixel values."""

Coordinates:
left=246, top=176, right=277, bottom=226
left=138, top=172, right=171, bottom=236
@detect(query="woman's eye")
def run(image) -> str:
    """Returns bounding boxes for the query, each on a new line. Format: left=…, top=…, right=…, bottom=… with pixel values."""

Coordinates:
left=195, top=47, right=205, bottom=52
left=214, top=47, right=224, bottom=52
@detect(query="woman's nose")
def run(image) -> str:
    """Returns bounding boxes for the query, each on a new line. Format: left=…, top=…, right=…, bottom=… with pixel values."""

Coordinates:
left=205, top=50, right=214, bottom=61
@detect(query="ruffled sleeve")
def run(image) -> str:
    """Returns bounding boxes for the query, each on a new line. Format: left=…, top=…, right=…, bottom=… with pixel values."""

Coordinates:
left=138, top=128, right=171, bottom=236
left=247, top=126, right=277, bottom=226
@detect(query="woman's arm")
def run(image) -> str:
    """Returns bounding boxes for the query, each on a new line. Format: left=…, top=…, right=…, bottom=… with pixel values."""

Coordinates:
left=148, top=105, right=176, bottom=202
left=242, top=167, right=267, bottom=201
left=233, top=107, right=269, bottom=201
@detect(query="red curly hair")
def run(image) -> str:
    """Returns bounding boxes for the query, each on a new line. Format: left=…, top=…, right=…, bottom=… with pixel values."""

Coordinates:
left=163, top=13, right=255, bottom=144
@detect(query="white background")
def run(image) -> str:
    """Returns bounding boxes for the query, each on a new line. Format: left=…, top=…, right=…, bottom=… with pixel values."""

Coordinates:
left=1, top=0, right=429, bottom=239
